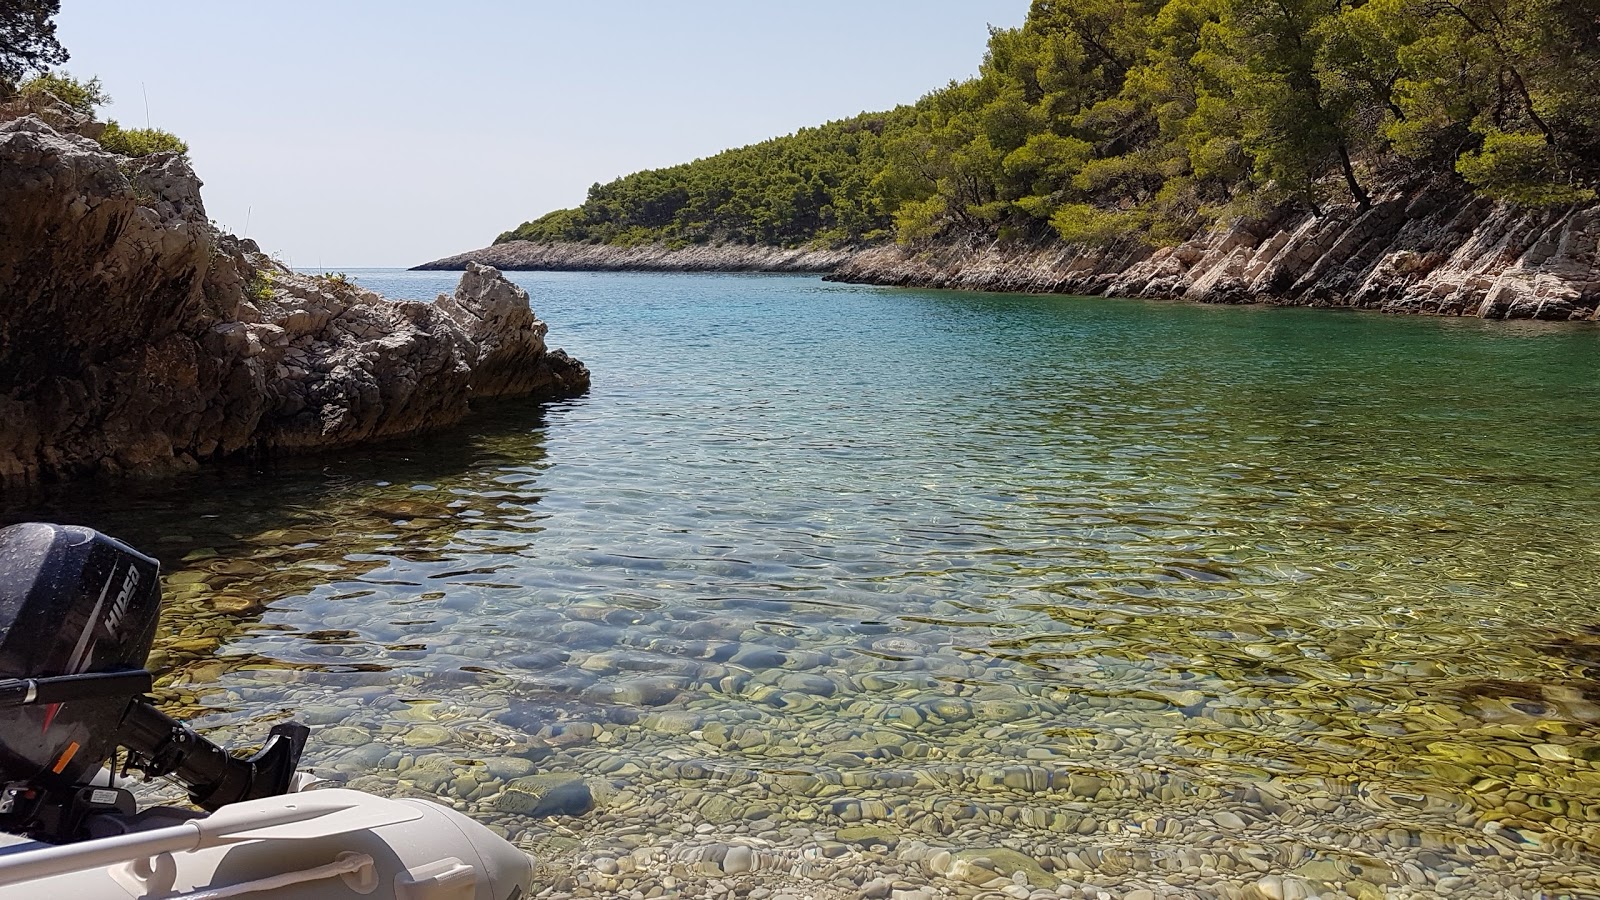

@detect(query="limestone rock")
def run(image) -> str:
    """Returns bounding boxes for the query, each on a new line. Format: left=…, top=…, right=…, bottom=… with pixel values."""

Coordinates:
left=494, top=773, right=594, bottom=817
left=944, top=849, right=1059, bottom=890
left=437, top=261, right=581, bottom=400
left=0, top=113, right=589, bottom=484
left=0, top=90, right=104, bottom=140
left=432, top=178, right=1599, bottom=323
left=828, top=176, right=1600, bottom=322
left=834, top=825, right=899, bottom=849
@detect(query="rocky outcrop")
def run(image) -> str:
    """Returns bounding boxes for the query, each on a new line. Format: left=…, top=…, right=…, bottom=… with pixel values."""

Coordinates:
left=435, top=262, right=586, bottom=400
left=425, top=179, right=1598, bottom=321
left=231, top=261, right=588, bottom=456
left=415, top=241, right=853, bottom=273
left=0, top=113, right=588, bottom=484
left=0, top=90, right=105, bottom=142
left=829, top=178, right=1600, bottom=321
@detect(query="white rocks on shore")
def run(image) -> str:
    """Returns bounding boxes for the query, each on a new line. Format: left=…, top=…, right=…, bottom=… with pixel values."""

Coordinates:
left=828, top=179, right=1600, bottom=322
left=423, top=176, right=1599, bottom=322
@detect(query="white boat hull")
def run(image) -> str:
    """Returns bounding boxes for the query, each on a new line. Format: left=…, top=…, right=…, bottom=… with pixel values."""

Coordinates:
left=0, top=789, right=534, bottom=900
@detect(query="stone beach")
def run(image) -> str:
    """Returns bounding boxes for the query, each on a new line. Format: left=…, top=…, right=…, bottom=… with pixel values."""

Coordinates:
left=150, top=565, right=1600, bottom=900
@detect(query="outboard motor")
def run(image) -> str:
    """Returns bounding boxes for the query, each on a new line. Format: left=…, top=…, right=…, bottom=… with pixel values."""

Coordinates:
left=0, top=523, right=307, bottom=842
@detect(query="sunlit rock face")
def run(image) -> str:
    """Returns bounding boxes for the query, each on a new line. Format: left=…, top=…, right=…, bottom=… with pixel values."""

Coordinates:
left=830, top=177, right=1600, bottom=322
left=0, top=114, right=587, bottom=484
left=425, top=178, right=1598, bottom=322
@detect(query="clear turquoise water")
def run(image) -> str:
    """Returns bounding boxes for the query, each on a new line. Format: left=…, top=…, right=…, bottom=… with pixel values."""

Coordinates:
left=6, top=271, right=1600, bottom=897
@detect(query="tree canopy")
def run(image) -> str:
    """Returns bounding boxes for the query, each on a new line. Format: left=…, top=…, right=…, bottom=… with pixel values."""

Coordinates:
left=500, top=111, right=911, bottom=249
left=500, top=0, right=1600, bottom=250
left=0, top=0, right=67, bottom=91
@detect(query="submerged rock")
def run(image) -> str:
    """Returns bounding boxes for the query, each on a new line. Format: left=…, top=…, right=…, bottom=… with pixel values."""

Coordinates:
left=494, top=773, right=594, bottom=817
left=0, top=113, right=588, bottom=484
left=946, top=848, right=1059, bottom=889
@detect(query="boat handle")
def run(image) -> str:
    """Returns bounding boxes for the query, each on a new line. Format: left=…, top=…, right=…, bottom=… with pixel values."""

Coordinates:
left=155, top=851, right=376, bottom=899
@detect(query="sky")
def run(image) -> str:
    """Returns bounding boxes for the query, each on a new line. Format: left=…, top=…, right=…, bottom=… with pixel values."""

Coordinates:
left=55, top=1, right=1029, bottom=267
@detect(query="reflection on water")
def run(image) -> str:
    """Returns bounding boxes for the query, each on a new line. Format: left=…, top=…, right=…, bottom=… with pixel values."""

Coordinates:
left=6, top=271, right=1600, bottom=898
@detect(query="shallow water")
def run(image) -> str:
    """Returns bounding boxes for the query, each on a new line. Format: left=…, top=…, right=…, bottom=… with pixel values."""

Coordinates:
left=6, top=272, right=1600, bottom=898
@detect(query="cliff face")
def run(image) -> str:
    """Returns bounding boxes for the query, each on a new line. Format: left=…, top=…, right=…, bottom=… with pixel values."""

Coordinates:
left=830, top=178, right=1600, bottom=321
left=0, top=111, right=588, bottom=484
left=415, top=241, right=853, bottom=273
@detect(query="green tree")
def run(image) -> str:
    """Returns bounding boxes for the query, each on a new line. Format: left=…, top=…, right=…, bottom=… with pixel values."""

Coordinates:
left=1219, top=0, right=1374, bottom=211
left=17, top=69, right=105, bottom=113
left=498, top=0, right=1600, bottom=250
left=97, top=120, right=188, bottom=158
left=1386, top=0, right=1600, bottom=203
left=0, top=0, right=67, bottom=92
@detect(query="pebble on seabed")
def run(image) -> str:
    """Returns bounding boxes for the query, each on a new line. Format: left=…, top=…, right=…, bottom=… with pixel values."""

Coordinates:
left=132, top=480, right=1600, bottom=900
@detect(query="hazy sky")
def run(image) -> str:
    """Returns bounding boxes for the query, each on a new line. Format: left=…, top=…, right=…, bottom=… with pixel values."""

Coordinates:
left=56, top=1, right=1028, bottom=267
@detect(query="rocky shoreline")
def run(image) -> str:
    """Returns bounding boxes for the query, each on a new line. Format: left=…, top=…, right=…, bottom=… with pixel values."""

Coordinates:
left=415, top=241, right=853, bottom=273
left=831, top=178, right=1600, bottom=321
left=431, top=177, right=1599, bottom=322
left=0, top=102, right=588, bottom=484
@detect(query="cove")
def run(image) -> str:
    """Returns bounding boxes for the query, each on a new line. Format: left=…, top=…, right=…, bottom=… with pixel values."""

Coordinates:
left=6, top=271, right=1600, bottom=899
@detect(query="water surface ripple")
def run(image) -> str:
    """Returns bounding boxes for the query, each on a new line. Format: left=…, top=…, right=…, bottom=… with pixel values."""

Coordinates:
left=8, top=272, right=1600, bottom=899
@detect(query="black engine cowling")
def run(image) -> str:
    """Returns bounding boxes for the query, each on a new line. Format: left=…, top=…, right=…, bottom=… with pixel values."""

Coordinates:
left=0, top=523, right=307, bottom=841
left=0, top=523, right=162, bottom=789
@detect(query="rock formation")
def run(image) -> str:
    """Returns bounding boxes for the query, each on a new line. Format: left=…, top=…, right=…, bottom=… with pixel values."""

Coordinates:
left=0, top=110, right=588, bottom=485
left=428, top=174, right=1598, bottom=322
left=829, top=177, right=1600, bottom=321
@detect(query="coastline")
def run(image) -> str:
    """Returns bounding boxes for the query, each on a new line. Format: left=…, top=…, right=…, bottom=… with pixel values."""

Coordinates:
left=427, top=181, right=1599, bottom=322
left=830, top=183, right=1600, bottom=322
left=414, top=241, right=853, bottom=274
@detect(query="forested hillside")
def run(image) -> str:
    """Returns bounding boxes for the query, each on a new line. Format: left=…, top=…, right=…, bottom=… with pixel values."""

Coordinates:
left=503, top=111, right=912, bottom=248
left=500, top=0, right=1600, bottom=251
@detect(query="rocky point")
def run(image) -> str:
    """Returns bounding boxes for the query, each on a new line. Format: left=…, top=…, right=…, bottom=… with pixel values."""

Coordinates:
left=0, top=104, right=587, bottom=484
